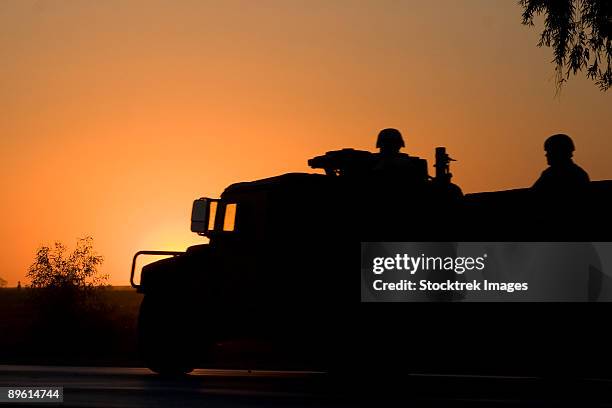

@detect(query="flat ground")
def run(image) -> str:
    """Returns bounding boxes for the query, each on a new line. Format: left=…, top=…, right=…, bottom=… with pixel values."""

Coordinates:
left=0, top=287, right=143, bottom=366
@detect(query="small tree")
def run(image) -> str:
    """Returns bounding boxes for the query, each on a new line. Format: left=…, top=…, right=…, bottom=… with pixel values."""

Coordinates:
left=27, top=237, right=107, bottom=290
left=25, top=237, right=112, bottom=361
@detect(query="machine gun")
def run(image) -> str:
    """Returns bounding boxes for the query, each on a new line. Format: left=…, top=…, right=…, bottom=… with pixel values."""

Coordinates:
left=307, top=148, right=376, bottom=176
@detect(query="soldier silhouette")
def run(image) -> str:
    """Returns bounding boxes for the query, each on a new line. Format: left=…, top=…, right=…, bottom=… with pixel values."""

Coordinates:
left=369, top=129, right=433, bottom=239
left=373, top=128, right=428, bottom=183
left=376, top=128, right=404, bottom=156
left=532, top=134, right=590, bottom=192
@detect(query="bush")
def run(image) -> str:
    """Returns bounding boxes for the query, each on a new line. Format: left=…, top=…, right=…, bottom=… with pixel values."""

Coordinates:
left=27, top=236, right=106, bottom=290
left=25, top=237, right=114, bottom=362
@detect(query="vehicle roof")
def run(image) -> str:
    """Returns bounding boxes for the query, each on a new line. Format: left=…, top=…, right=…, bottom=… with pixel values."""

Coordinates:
left=222, top=172, right=328, bottom=197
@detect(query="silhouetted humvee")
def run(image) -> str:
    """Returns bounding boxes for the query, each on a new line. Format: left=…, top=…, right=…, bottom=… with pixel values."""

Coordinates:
left=131, top=146, right=612, bottom=379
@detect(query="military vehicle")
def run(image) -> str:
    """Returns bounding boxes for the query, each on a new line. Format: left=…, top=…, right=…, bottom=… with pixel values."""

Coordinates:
left=130, top=144, right=612, bottom=378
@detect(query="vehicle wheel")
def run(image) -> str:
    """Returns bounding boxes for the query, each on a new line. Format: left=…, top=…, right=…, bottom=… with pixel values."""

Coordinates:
left=138, top=295, right=196, bottom=375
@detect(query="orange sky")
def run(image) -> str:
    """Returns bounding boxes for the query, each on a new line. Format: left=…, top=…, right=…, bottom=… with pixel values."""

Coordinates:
left=1, top=0, right=611, bottom=286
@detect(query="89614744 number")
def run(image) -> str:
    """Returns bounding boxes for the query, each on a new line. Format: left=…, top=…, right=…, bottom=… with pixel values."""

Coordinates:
left=1, top=387, right=63, bottom=403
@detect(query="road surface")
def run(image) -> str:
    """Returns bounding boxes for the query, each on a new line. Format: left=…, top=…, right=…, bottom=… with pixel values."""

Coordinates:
left=1, top=365, right=612, bottom=407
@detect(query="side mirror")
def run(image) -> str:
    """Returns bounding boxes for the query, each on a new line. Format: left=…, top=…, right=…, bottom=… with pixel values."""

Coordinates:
left=191, top=198, right=218, bottom=235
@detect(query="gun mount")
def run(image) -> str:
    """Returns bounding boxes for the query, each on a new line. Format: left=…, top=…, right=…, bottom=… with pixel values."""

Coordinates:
left=307, top=146, right=454, bottom=184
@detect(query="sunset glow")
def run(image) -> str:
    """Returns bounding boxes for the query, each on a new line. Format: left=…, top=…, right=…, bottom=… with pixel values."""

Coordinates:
left=1, top=0, right=610, bottom=286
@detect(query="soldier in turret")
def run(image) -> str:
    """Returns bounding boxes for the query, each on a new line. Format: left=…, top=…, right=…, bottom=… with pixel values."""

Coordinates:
left=376, top=128, right=405, bottom=156
left=372, top=128, right=428, bottom=184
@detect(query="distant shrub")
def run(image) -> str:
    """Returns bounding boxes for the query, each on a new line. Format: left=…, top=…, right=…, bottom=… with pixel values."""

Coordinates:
left=25, top=237, right=114, bottom=361
left=27, top=236, right=107, bottom=290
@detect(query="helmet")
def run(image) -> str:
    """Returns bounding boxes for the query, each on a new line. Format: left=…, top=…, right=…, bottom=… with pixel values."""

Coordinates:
left=376, top=128, right=405, bottom=150
left=544, top=134, right=575, bottom=153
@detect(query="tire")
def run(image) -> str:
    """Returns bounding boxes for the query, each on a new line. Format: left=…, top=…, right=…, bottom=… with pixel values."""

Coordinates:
left=138, top=295, right=196, bottom=375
